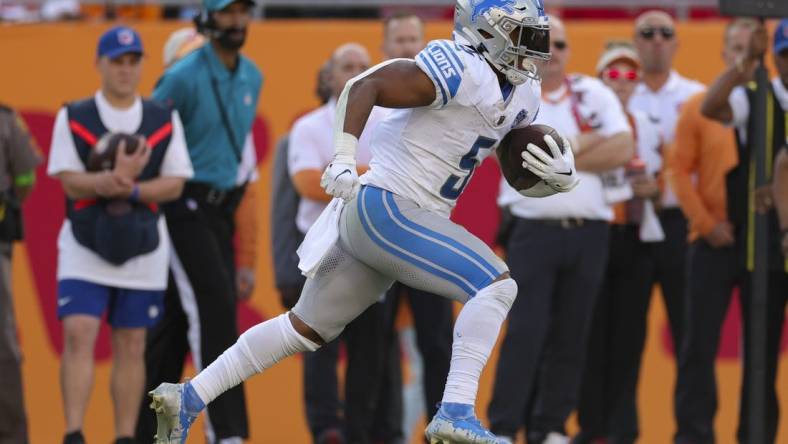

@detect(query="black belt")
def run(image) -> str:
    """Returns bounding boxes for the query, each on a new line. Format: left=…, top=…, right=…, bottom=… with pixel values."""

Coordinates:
left=518, top=217, right=607, bottom=229
left=658, top=207, right=685, bottom=220
left=611, top=223, right=641, bottom=233
left=182, top=182, right=244, bottom=207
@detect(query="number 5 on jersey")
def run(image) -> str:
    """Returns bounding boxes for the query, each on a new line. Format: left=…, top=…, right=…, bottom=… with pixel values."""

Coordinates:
left=440, top=136, right=497, bottom=200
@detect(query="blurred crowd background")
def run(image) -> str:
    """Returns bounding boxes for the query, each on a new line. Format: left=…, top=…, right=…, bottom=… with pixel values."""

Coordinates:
left=0, top=0, right=723, bottom=22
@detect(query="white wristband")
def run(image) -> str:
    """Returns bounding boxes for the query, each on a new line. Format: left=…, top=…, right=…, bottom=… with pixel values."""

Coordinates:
left=334, top=132, right=359, bottom=164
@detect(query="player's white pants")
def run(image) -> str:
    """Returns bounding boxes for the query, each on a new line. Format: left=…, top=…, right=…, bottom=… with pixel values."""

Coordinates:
left=292, top=185, right=508, bottom=342
left=193, top=185, right=513, bottom=408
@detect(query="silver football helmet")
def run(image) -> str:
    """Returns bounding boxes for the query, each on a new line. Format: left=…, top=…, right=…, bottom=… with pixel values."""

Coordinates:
left=455, top=0, right=551, bottom=84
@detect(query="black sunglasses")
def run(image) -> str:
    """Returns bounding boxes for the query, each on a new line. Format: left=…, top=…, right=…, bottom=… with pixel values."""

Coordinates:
left=552, top=41, right=567, bottom=50
left=638, top=26, right=675, bottom=40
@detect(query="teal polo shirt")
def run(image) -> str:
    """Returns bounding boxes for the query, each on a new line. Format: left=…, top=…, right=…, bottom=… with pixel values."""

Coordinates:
left=153, top=43, right=262, bottom=190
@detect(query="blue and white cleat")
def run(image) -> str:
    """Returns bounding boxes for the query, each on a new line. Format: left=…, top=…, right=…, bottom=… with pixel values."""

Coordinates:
left=149, top=382, right=205, bottom=444
left=425, top=402, right=507, bottom=444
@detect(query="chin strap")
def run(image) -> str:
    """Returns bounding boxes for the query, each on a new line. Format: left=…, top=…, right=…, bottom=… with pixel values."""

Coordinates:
left=476, top=43, right=531, bottom=86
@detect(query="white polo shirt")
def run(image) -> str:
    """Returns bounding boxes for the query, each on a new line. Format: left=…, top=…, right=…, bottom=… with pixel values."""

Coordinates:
left=628, top=70, right=705, bottom=208
left=47, top=91, right=194, bottom=290
left=499, top=74, right=632, bottom=221
left=288, top=99, right=387, bottom=233
left=632, top=110, right=664, bottom=177
left=728, top=77, right=788, bottom=144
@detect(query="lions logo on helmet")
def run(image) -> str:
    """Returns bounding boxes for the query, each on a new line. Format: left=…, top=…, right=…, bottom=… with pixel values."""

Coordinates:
left=455, top=0, right=550, bottom=85
left=471, top=0, right=516, bottom=23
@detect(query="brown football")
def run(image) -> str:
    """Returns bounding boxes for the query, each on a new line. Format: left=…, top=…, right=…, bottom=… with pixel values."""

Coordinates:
left=87, top=132, right=143, bottom=172
left=498, top=124, right=564, bottom=192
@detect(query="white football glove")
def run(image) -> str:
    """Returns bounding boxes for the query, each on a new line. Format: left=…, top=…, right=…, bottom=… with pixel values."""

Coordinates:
left=321, top=158, right=360, bottom=202
left=521, top=134, right=580, bottom=193
left=519, top=180, right=559, bottom=198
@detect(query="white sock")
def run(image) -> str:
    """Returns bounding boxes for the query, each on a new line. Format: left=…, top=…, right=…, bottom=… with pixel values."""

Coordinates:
left=191, top=313, right=319, bottom=403
left=442, top=278, right=517, bottom=406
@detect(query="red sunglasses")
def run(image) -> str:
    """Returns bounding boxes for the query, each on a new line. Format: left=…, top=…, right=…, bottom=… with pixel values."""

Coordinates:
left=603, top=68, right=639, bottom=82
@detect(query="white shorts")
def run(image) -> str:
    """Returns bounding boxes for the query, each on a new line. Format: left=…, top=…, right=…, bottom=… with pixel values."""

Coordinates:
left=292, top=185, right=507, bottom=341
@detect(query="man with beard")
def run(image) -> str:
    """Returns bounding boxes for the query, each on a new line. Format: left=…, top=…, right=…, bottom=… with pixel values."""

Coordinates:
left=135, top=1, right=262, bottom=443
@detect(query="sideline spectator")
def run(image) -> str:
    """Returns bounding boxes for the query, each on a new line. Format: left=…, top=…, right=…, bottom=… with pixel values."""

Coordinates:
left=271, top=132, right=303, bottom=308
left=163, top=26, right=260, bottom=300
left=575, top=41, right=664, bottom=444
left=0, top=103, right=42, bottom=444
left=628, top=11, right=705, bottom=377
left=289, top=43, right=389, bottom=444
left=670, top=18, right=756, bottom=444
left=271, top=63, right=331, bottom=313
left=136, top=1, right=262, bottom=443
left=137, top=20, right=264, bottom=441
left=490, top=16, right=634, bottom=444
left=699, top=19, right=788, bottom=444
left=47, top=26, right=192, bottom=444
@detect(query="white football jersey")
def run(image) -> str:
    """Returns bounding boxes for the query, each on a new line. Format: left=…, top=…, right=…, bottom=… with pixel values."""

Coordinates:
left=360, top=39, right=541, bottom=217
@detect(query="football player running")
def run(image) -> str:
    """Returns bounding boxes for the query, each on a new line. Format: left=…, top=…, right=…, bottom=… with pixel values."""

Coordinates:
left=149, top=1, right=578, bottom=443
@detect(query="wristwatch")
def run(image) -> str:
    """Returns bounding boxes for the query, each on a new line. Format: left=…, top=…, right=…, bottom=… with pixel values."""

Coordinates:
left=130, top=184, right=140, bottom=202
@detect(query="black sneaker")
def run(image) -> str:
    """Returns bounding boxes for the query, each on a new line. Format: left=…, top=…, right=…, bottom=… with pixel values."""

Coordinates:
left=63, top=431, right=86, bottom=444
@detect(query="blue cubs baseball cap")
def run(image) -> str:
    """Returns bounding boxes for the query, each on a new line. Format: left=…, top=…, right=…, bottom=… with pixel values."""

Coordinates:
left=775, top=19, right=788, bottom=55
left=97, top=26, right=144, bottom=59
left=204, top=0, right=255, bottom=12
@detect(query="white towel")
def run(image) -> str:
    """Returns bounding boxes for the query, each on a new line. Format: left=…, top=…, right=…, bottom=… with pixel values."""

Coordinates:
left=600, top=168, right=634, bottom=205
left=297, top=198, right=345, bottom=278
left=639, top=200, right=665, bottom=242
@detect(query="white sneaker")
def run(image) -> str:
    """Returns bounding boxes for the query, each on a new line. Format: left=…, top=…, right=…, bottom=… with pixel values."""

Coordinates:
left=425, top=402, right=508, bottom=443
left=149, top=382, right=204, bottom=444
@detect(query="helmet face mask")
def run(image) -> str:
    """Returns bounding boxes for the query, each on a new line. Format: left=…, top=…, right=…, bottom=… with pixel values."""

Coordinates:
left=455, top=0, right=551, bottom=84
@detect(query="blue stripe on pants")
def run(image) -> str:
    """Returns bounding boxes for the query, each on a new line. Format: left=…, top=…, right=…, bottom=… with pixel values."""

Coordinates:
left=382, top=191, right=500, bottom=278
left=357, top=186, right=496, bottom=297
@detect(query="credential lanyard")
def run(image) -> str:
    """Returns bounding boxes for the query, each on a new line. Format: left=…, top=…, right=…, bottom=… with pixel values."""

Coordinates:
left=202, top=50, right=253, bottom=186
left=565, top=77, right=594, bottom=134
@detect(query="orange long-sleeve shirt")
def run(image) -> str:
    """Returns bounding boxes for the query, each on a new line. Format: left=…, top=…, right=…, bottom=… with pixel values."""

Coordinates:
left=668, top=92, right=739, bottom=241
